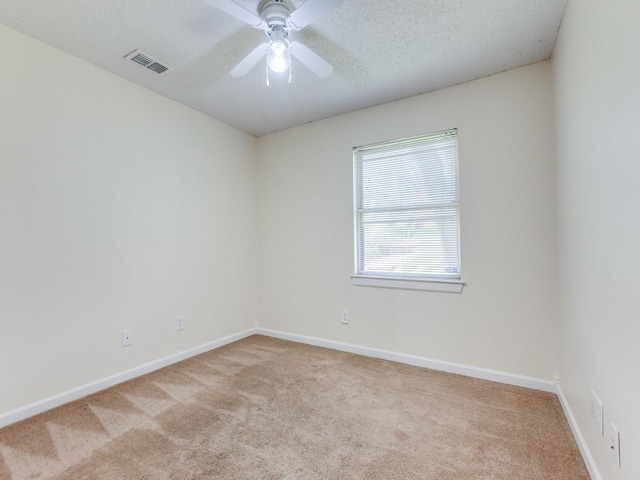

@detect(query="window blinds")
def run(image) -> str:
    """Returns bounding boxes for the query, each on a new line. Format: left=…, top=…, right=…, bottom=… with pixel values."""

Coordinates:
left=354, top=129, right=460, bottom=280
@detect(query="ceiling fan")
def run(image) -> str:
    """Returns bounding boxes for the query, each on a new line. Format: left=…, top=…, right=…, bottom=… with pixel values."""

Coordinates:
left=203, top=0, right=343, bottom=82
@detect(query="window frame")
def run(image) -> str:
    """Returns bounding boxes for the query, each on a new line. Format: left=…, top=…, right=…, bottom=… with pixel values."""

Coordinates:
left=352, top=129, right=464, bottom=293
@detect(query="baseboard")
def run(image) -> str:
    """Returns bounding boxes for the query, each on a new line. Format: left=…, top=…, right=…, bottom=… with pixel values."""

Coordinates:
left=255, top=328, right=557, bottom=393
left=557, top=385, right=602, bottom=480
left=0, top=328, right=256, bottom=429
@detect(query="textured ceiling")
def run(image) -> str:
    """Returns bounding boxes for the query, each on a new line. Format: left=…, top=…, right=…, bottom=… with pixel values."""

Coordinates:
left=0, top=0, right=567, bottom=136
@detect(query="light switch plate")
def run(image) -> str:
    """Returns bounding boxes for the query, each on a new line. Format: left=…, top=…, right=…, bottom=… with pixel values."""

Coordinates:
left=595, top=395, right=604, bottom=435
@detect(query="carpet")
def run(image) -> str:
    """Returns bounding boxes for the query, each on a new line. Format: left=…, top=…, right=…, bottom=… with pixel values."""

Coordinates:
left=0, top=335, right=589, bottom=479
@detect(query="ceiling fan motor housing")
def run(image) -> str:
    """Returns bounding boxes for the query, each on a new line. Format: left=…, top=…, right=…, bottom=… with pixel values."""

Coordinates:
left=261, top=0, right=291, bottom=27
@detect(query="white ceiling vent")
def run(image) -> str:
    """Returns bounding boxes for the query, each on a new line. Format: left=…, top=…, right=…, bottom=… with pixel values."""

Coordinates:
left=124, top=49, right=171, bottom=75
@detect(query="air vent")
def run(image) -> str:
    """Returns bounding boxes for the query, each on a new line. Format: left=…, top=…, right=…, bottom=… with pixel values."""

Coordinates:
left=147, top=62, right=169, bottom=74
left=124, top=49, right=171, bottom=75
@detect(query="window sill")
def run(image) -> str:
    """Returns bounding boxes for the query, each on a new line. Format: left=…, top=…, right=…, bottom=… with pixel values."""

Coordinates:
left=351, top=275, right=465, bottom=293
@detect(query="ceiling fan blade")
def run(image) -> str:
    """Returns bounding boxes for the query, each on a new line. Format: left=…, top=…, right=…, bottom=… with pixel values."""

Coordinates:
left=287, top=0, right=344, bottom=31
left=289, top=41, right=333, bottom=78
left=230, top=44, right=268, bottom=77
left=202, top=0, right=264, bottom=28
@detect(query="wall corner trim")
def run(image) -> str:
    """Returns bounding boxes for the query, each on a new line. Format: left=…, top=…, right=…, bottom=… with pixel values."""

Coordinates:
left=255, top=328, right=557, bottom=393
left=556, top=384, right=603, bottom=480
left=0, top=328, right=257, bottom=429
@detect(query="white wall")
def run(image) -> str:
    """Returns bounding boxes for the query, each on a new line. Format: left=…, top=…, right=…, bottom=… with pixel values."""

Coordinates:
left=554, top=0, right=640, bottom=478
left=0, top=26, right=257, bottom=415
left=257, top=62, right=559, bottom=380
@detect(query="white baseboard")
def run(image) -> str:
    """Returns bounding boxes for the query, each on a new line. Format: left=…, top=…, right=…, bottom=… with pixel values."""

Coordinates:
left=255, top=328, right=557, bottom=393
left=557, top=385, right=602, bottom=480
left=0, top=328, right=256, bottom=429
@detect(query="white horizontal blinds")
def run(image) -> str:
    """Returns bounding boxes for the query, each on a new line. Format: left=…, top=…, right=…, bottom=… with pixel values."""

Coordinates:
left=355, top=129, right=460, bottom=280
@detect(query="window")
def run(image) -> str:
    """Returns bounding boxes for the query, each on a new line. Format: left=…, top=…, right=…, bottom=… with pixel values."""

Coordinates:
left=352, top=129, right=463, bottom=293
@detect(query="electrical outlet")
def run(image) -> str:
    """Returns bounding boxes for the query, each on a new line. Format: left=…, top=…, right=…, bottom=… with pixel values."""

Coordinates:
left=590, top=390, right=597, bottom=421
left=610, top=423, right=621, bottom=468
left=341, top=310, right=349, bottom=325
left=121, top=329, right=133, bottom=347
left=176, top=315, right=185, bottom=331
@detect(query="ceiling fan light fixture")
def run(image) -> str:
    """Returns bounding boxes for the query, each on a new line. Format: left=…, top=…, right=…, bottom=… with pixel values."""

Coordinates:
left=267, top=39, right=290, bottom=74
left=210, top=0, right=341, bottom=80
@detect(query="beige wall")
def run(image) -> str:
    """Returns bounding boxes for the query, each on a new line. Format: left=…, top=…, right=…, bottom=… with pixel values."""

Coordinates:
left=0, top=26, right=258, bottom=414
left=554, top=0, right=640, bottom=478
left=257, top=62, right=559, bottom=380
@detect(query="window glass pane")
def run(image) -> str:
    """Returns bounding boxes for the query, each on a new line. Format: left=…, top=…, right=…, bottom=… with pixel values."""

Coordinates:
left=360, top=208, right=459, bottom=277
left=360, top=140, right=458, bottom=209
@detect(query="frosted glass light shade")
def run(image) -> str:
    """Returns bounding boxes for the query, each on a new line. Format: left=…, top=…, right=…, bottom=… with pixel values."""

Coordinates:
left=268, top=40, right=290, bottom=74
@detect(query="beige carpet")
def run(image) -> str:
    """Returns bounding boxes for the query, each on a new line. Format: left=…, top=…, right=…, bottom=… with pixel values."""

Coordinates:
left=0, top=335, right=589, bottom=479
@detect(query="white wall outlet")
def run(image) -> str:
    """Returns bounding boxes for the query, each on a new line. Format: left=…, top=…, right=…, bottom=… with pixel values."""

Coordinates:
left=610, top=423, right=621, bottom=468
left=121, top=329, right=133, bottom=347
left=176, top=315, right=185, bottom=331
left=341, top=310, right=349, bottom=325
left=595, top=396, right=604, bottom=435
left=590, top=390, right=597, bottom=421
